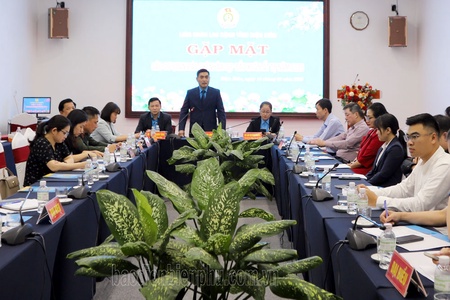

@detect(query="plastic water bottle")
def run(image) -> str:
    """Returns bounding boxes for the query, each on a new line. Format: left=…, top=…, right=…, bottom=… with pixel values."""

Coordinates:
left=290, top=141, right=299, bottom=162
left=321, top=167, right=331, bottom=193
left=435, top=256, right=450, bottom=292
left=37, top=180, right=49, bottom=213
left=126, top=133, right=133, bottom=147
left=85, top=159, right=94, bottom=185
left=120, top=144, right=128, bottom=162
left=346, top=182, right=358, bottom=215
left=91, top=155, right=99, bottom=181
left=277, top=125, right=284, bottom=142
left=103, top=147, right=111, bottom=165
left=357, top=187, right=369, bottom=217
left=304, top=145, right=316, bottom=180
left=155, top=124, right=160, bottom=132
left=378, top=223, right=396, bottom=270
left=151, top=127, right=156, bottom=139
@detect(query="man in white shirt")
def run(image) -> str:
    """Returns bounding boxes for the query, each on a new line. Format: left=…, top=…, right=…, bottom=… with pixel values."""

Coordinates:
left=294, top=99, right=344, bottom=155
left=309, top=103, right=369, bottom=162
left=362, top=113, right=450, bottom=212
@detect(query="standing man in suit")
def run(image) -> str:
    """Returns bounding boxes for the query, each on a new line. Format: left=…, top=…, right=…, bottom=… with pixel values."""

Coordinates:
left=134, top=97, right=172, bottom=136
left=246, top=101, right=281, bottom=137
left=178, top=69, right=226, bottom=136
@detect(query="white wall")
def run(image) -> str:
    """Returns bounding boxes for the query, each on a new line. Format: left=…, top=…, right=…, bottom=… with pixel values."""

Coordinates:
left=1, top=0, right=448, bottom=137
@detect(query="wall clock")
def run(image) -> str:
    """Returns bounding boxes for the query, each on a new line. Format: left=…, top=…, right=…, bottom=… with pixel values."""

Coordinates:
left=350, top=11, right=369, bottom=31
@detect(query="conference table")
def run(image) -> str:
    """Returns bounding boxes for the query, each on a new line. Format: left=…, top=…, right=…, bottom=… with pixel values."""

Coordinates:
left=271, top=145, right=437, bottom=299
left=0, top=143, right=158, bottom=300
left=0, top=139, right=441, bottom=300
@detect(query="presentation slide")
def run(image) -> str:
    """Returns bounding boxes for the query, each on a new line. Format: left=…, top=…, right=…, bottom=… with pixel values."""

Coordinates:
left=131, top=0, right=324, bottom=113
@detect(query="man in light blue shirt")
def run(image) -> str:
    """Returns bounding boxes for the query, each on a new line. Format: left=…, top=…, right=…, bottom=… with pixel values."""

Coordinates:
left=295, top=98, right=344, bottom=153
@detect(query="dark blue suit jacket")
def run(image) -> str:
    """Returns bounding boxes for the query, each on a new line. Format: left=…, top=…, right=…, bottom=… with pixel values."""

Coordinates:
left=245, top=116, right=281, bottom=134
left=134, top=111, right=172, bottom=134
left=179, top=86, right=226, bottom=133
left=366, top=136, right=405, bottom=187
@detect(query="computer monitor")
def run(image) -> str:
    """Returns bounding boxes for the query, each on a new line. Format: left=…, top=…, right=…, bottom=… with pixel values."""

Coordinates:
left=22, top=97, right=51, bottom=118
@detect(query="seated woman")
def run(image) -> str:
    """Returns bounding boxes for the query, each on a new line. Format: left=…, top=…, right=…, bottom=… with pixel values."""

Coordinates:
left=348, top=102, right=387, bottom=175
left=65, top=109, right=103, bottom=159
left=91, top=102, right=128, bottom=143
left=245, top=101, right=281, bottom=138
left=24, top=115, right=87, bottom=186
left=366, top=113, right=406, bottom=187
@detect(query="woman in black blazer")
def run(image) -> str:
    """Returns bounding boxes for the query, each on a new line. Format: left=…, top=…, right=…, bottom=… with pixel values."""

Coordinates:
left=246, top=101, right=281, bottom=137
left=366, top=113, right=407, bottom=187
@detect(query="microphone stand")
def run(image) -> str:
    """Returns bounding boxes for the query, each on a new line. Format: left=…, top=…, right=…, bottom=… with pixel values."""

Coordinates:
left=293, top=145, right=307, bottom=174
left=171, top=108, right=194, bottom=138
left=226, top=119, right=253, bottom=131
left=285, top=130, right=298, bottom=154
left=311, top=162, right=339, bottom=201
left=345, top=214, right=384, bottom=251
left=2, top=188, right=34, bottom=245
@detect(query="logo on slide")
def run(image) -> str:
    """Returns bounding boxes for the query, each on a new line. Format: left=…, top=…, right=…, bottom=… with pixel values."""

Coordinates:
left=217, top=7, right=239, bottom=29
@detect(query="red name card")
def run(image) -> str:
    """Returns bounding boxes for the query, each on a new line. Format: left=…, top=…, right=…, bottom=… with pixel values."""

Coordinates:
left=36, top=197, right=66, bottom=225
left=385, top=250, right=427, bottom=297
left=278, top=140, right=284, bottom=149
left=153, top=131, right=167, bottom=141
left=205, top=131, right=213, bottom=137
left=243, top=132, right=262, bottom=140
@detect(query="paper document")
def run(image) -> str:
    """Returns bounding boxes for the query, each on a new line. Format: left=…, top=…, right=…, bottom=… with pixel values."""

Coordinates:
left=362, top=225, right=450, bottom=251
left=401, top=252, right=436, bottom=282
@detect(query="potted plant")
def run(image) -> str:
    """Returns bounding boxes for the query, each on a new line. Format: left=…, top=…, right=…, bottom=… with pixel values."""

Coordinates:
left=68, top=156, right=341, bottom=299
left=168, top=123, right=274, bottom=199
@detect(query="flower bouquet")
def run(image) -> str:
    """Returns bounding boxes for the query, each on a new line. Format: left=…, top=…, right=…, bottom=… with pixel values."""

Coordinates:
left=337, top=83, right=378, bottom=112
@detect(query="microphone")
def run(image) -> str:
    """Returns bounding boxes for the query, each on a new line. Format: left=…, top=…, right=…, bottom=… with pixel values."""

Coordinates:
left=285, top=131, right=298, bottom=154
left=105, top=150, right=121, bottom=172
left=67, top=167, right=94, bottom=199
left=311, top=162, right=339, bottom=201
left=345, top=214, right=384, bottom=250
left=169, top=108, right=194, bottom=139
left=226, top=119, right=253, bottom=130
left=293, top=145, right=307, bottom=174
left=2, top=188, right=34, bottom=245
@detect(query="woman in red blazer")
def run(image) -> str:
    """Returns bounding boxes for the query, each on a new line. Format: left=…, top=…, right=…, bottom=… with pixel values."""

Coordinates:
left=348, top=103, right=388, bottom=175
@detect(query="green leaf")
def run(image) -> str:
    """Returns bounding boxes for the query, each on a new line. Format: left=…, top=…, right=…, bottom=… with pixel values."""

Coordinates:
left=254, top=181, right=273, bottom=201
left=140, top=274, right=188, bottom=300
left=270, top=277, right=342, bottom=300
left=67, top=243, right=123, bottom=260
left=133, top=189, right=158, bottom=246
left=171, top=225, right=203, bottom=246
left=146, top=171, right=196, bottom=214
left=186, top=138, right=201, bottom=150
left=191, top=123, right=210, bottom=148
left=139, top=191, right=169, bottom=239
left=238, top=169, right=273, bottom=197
left=159, top=209, right=197, bottom=253
left=175, top=164, right=196, bottom=174
left=259, top=142, right=274, bottom=150
left=74, top=267, right=110, bottom=277
left=170, top=146, right=196, bottom=163
left=230, top=149, right=244, bottom=160
left=191, top=157, right=224, bottom=211
left=233, top=270, right=265, bottom=300
left=229, top=220, right=296, bottom=255
left=239, top=208, right=275, bottom=221
left=268, top=256, right=323, bottom=277
left=242, top=249, right=298, bottom=263
left=185, top=247, right=223, bottom=270
left=121, top=241, right=152, bottom=259
left=203, top=233, right=232, bottom=255
left=75, top=255, right=138, bottom=275
left=200, top=181, right=241, bottom=240
left=211, top=141, right=225, bottom=155
left=96, top=190, right=143, bottom=245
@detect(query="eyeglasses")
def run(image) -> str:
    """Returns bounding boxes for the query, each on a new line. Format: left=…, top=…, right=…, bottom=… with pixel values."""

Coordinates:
left=61, top=130, right=69, bottom=137
left=404, top=132, right=433, bottom=142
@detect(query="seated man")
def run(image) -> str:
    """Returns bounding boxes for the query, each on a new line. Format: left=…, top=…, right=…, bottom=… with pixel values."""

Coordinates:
left=361, top=113, right=450, bottom=212
left=74, top=106, right=116, bottom=154
left=434, top=114, right=450, bottom=152
left=309, top=103, right=369, bottom=163
left=294, top=98, right=344, bottom=154
left=59, top=98, right=76, bottom=117
left=135, top=97, right=172, bottom=136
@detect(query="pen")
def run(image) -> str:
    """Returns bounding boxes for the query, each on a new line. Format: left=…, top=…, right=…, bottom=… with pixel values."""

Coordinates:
left=384, top=199, right=388, bottom=218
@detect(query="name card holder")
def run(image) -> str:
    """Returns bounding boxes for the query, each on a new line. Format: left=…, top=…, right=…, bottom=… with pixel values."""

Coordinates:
left=243, top=132, right=262, bottom=140
left=36, top=197, right=66, bottom=225
left=385, top=250, right=427, bottom=298
left=205, top=131, right=213, bottom=137
left=153, top=131, right=167, bottom=141
left=278, top=140, right=284, bottom=149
